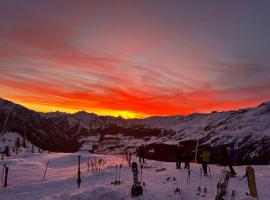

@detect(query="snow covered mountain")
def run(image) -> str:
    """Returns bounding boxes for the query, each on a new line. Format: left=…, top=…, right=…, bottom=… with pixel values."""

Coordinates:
left=0, top=98, right=83, bottom=152
left=0, top=98, right=270, bottom=164
left=0, top=132, right=41, bottom=156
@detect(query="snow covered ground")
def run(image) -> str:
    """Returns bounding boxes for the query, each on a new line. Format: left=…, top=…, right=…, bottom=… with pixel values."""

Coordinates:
left=0, top=152, right=269, bottom=200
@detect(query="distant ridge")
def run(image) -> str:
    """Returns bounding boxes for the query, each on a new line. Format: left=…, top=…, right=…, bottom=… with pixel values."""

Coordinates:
left=0, top=97, right=270, bottom=164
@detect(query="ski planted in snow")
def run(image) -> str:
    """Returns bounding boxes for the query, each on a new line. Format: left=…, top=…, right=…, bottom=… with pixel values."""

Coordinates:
left=131, top=162, right=143, bottom=196
left=215, top=169, right=230, bottom=200
left=246, top=165, right=258, bottom=198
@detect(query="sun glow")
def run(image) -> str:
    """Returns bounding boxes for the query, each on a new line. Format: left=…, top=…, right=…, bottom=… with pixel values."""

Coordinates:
left=19, top=102, right=148, bottom=119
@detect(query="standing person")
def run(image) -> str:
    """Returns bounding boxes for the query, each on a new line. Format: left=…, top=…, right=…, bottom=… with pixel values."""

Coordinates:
left=184, top=146, right=192, bottom=169
left=227, top=147, right=237, bottom=176
left=176, top=143, right=183, bottom=169
left=139, top=144, right=145, bottom=163
left=201, top=147, right=210, bottom=175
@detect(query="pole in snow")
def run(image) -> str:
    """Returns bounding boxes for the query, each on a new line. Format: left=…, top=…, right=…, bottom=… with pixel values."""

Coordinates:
left=194, top=131, right=200, bottom=162
left=4, top=166, right=8, bottom=188
left=1, top=164, right=6, bottom=188
left=42, top=161, right=49, bottom=181
left=77, top=155, right=81, bottom=188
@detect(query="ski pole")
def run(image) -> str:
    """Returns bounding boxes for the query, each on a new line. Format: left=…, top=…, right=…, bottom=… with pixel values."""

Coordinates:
left=129, top=152, right=132, bottom=167
left=121, top=155, right=125, bottom=166
left=87, top=158, right=90, bottom=173
left=197, top=168, right=202, bottom=195
left=231, top=190, right=235, bottom=200
left=189, top=169, right=191, bottom=195
left=98, top=159, right=102, bottom=172
left=77, top=155, right=81, bottom=188
left=140, top=164, right=143, bottom=185
left=119, top=164, right=122, bottom=183
left=42, top=161, right=49, bottom=181
left=185, top=169, right=189, bottom=199
left=115, top=165, right=118, bottom=183
left=188, top=169, right=191, bottom=199
left=209, top=165, right=213, bottom=192
left=1, top=164, right=5, bottom=188
left=199, top=167, right=202, bottom=188
left=102, top=159, right=106, bottom=172
left=3, top=166, right=8, bottom=188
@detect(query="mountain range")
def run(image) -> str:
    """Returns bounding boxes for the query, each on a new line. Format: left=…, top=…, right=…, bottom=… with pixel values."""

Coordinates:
left=0, top=98, right=269, bottom=164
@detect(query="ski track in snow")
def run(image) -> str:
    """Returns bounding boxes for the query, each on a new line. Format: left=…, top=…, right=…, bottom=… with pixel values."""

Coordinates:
left=0, top=152, right=269, bottom=200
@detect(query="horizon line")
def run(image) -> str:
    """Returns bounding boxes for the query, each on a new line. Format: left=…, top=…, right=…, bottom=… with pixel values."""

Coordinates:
left=1, top=97, right=269, bottom=120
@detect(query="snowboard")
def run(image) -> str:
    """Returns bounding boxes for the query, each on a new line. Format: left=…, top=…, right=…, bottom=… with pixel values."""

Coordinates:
left=131, top=162, right=143, bottom=196
left=215, top=169, right=230, bottom=200
left=246, top=165, right=258, bottom=198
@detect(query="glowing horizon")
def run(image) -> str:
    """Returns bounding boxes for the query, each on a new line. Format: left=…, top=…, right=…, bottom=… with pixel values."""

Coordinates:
left=1, top=1, right=270, bottom=119
left=17, top=101, right=149, bottom=119
left=1, top=96, right=269, bottom=119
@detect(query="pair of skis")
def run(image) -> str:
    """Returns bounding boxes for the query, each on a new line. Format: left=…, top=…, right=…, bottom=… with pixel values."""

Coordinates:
left=111, top=164, right=123, bottom=185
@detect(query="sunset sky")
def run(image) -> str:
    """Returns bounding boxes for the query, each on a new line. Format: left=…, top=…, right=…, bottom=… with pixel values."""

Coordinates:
left=1, top=1, right=270, bottom=118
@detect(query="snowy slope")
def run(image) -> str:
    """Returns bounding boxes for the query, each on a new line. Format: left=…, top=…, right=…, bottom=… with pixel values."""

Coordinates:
left=81, top=103, right=270, bottom=163
left=0, top=152, right=269, bottom=200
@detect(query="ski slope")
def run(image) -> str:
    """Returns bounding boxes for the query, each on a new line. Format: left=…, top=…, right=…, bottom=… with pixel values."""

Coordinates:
left=0, top=152, right=269, bottom=200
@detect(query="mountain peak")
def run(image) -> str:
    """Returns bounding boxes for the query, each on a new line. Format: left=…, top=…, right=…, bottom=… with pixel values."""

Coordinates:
left=259, top=101, right=270, bottom=106
left=0, top=97, right=10, bottom=104
left=41, top=111, right=69, bottom=118
left=72, top=111, right=98, bottom=119
left=257, top=101, right=270, bottom=113
left=0, top=97, right=23, bottom=111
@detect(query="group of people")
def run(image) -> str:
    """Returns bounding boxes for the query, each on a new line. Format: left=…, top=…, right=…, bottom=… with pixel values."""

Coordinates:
left=175, top=142, right=237, bottom=176
left=175, top=143, right=192, bottom=169
left=137, top=143, right=237, bottom=177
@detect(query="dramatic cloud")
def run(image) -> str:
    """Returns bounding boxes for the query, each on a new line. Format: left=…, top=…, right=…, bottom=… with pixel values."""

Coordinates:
left=1, top=1, right=270, bottom=118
